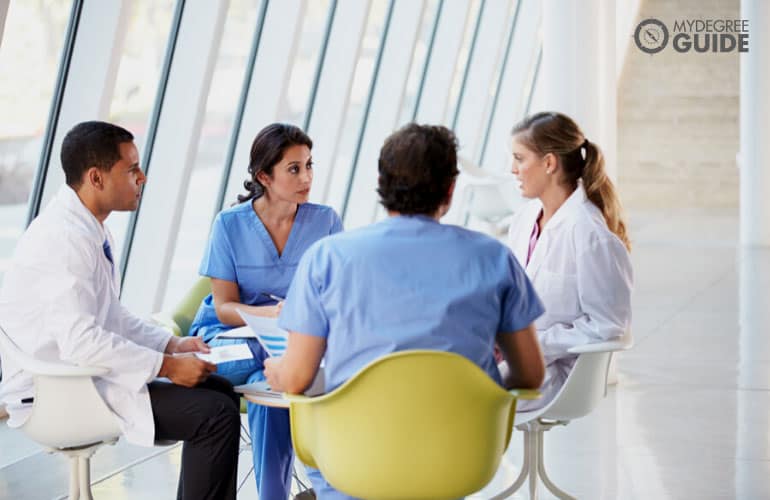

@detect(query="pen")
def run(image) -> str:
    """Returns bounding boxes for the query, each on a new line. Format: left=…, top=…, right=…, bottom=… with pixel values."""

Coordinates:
left=261, top=292, right=285, bottom=302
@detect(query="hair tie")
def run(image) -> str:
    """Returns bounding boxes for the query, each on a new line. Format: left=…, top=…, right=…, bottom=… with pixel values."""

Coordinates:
left=580, top=138, right=590, bottom=162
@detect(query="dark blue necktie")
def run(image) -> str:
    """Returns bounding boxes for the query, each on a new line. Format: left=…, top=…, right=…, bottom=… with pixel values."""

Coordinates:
left=102, top=239, right=114, bottom=276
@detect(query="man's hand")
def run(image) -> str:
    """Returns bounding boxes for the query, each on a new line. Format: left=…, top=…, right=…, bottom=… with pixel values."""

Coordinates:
left=165, top=336, right=211, bottom=354
left=159, top=355, right=216, bottom=387
left=264, top=357, right=284, bottom=391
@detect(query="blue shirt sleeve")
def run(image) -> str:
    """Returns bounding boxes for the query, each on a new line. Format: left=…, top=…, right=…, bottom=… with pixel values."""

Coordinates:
left=330, top=209, right=343, bottom=235
left=499, top=251, right=545, bottom=333
left=277, top=242, right=330, bottom=338
left=198, top=213, right=237, bottom=282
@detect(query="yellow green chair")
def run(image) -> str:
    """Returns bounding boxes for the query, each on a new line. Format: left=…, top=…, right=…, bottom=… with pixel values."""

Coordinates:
left=285, top=350, right=540, bottom=500
left=152, top=277, right=212, bottom=338
left=152, top=277, right=313, bottom=496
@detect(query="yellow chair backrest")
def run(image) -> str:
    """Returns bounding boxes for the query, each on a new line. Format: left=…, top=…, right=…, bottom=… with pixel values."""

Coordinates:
left=172, top=277, right=211, bottom=336
left=287, top=350, right=539, bottom=500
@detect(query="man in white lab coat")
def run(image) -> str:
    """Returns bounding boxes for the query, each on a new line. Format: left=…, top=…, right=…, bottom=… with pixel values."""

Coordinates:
left=0, top=121, right=240, bottom=499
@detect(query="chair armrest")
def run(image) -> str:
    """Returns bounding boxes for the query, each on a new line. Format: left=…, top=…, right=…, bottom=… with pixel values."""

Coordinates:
left=25, top=358, right=110, bottom=377
left=284, top=393, right=312, bottom=404
left=151, top=312, right=182, bottom=337
left=567, top=336, right=633, bottom=354
left=509, top=389, right=541, bottom=400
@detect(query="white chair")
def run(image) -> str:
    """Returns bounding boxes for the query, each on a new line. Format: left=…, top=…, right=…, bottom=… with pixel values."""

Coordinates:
left=452, top=156, right=523, bottom=236
left=0, top=326, right=121, bottom=500
left=491, top=334, right=633, bottom=500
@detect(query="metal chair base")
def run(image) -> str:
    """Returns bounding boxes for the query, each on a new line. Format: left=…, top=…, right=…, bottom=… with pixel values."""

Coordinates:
left=491, top=420, right=576, bottom=500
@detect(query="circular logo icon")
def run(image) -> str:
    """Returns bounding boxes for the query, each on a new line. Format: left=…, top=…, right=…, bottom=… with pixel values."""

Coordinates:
left=634, top=18, right=669, bottom=54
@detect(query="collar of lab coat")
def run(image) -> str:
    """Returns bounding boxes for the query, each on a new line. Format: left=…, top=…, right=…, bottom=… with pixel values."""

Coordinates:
left=55, top=184, right=110, bottom=245
left=524, top=183, right=587, bottom=280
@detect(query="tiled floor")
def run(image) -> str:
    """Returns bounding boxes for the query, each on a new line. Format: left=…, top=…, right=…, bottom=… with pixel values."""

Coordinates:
left=3, top=208, right=769, bottom=499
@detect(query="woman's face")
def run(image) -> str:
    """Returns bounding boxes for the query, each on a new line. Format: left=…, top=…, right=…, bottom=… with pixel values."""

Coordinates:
left=511, top=136, right=550, bottom=199
left=259, top=144, right=313, bottom=204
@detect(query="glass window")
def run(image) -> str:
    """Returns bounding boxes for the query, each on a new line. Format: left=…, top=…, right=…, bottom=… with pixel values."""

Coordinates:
left=162, top=0, right=262, bottom=309
left=105, top=0, right=175, bottom=264
left=0, top=0, right=72, bottom=284
left=283, top=0, right=332, bottom=126
left=445, top=0, right=482, bottom=127
left=324, top=0, right=390, bottom=213
left=397, top=0, right=440, bottom=126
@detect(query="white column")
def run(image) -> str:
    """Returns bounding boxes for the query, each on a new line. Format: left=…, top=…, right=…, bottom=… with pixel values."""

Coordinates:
left=740, top=0, right=770, bottom=246
left=540, top=0, right=616, bottom=180
left=121, top=0, right=228, bottom=315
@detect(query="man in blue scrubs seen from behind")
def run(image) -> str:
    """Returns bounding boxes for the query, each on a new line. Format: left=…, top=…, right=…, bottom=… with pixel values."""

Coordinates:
left=265, top=123, right=546, bottom=499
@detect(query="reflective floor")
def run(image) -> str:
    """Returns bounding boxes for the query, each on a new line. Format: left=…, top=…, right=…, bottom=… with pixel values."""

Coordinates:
left=2, top=208, right=769, bottom=499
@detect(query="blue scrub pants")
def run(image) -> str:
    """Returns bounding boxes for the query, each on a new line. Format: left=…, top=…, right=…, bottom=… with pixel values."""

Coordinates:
left=207, top=337, right=293, bottom=499
left=306, top=467, right=359, bottom=499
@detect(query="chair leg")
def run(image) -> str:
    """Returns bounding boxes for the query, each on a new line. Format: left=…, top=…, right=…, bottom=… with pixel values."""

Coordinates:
left=490, top=430, right=532, bottom=500
left=536, top=430, right=575, bottom=500
left=528, top=431, right=539, bottom=500
left=69, top=456, right=80, bottom=500
left=78, top=455, right=93, bottom=500
left=237, top=422, right=254, bottom=493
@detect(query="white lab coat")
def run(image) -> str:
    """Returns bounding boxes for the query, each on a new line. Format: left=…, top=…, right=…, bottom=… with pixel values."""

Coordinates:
left=507, top=184, right=632, bottom=409
left=0, top=185, right=171, bottom=446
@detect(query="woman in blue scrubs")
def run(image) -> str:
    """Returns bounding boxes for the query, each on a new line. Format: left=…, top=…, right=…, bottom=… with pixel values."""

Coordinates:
left=190, top=123, right=342, bottom=499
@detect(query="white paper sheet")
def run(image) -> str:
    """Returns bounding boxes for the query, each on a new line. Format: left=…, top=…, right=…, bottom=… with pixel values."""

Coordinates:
left=233, top=310, right=288, bottom=357
left=193, top=343, right=254, bottom=364
left=213, top=325, right=256, bottom=339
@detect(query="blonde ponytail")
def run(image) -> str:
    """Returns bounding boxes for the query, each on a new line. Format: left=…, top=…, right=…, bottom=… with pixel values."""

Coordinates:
left=582, top=141, right=631, bottom=251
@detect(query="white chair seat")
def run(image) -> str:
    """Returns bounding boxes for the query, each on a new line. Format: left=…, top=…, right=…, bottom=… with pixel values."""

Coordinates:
left=492, top=334, right=633, bottom=500
left=0, top=326, right=122, bottom=499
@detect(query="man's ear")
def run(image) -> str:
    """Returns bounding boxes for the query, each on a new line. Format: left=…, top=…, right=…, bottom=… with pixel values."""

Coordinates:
left=85, top=167, right=104, bottom=190
left=438, top=178, right=457, bottom=218
left=445, top=178, right=457, bottom=205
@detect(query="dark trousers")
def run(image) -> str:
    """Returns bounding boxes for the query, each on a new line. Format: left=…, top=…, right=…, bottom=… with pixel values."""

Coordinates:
left=149, top=375, right=241, bottom=500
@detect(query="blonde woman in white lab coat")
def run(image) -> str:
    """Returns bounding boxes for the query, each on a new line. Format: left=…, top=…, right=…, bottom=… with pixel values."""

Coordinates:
left=505, top=111, right=633, bottom=410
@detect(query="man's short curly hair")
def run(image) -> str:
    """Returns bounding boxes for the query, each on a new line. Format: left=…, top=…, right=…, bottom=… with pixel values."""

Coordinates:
left=377, top=123, right=459, bottom=215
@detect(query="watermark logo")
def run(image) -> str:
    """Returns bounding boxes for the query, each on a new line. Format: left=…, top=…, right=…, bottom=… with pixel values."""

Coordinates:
left=634, top=18, right=669, bottom=54
left=633, top=17, right=750, bottom=54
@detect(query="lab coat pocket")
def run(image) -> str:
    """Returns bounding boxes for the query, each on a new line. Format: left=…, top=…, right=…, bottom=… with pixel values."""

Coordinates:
left=536, top=270, right=580, bottom=320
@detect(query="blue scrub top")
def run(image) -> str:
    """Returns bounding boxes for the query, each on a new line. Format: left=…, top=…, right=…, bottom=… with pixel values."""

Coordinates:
left=191, top=200, right=343, bottom=341
left=278, top=214, right=545, bottom=391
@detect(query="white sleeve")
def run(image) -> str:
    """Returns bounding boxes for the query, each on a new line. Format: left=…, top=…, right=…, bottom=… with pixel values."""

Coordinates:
left=537, top=237, right=633, bottom=364
left=45, top=243, right=164, bottom=392
left=107, top=299, right=173, bottom=352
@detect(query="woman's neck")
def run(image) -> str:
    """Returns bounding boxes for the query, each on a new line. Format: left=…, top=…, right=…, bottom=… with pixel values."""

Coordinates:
left=253, top=195, right=297, bottom=226
left=538, top=183, right=573, bottom=229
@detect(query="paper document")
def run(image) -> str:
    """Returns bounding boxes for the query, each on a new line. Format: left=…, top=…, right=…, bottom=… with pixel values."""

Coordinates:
left=194, top=343, right=254, bottom=364
left=235, top=310, right=288, bottom=357
left=214, top=325, right=256, bottom=339
left=235, top=367, right=325, bottom=399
